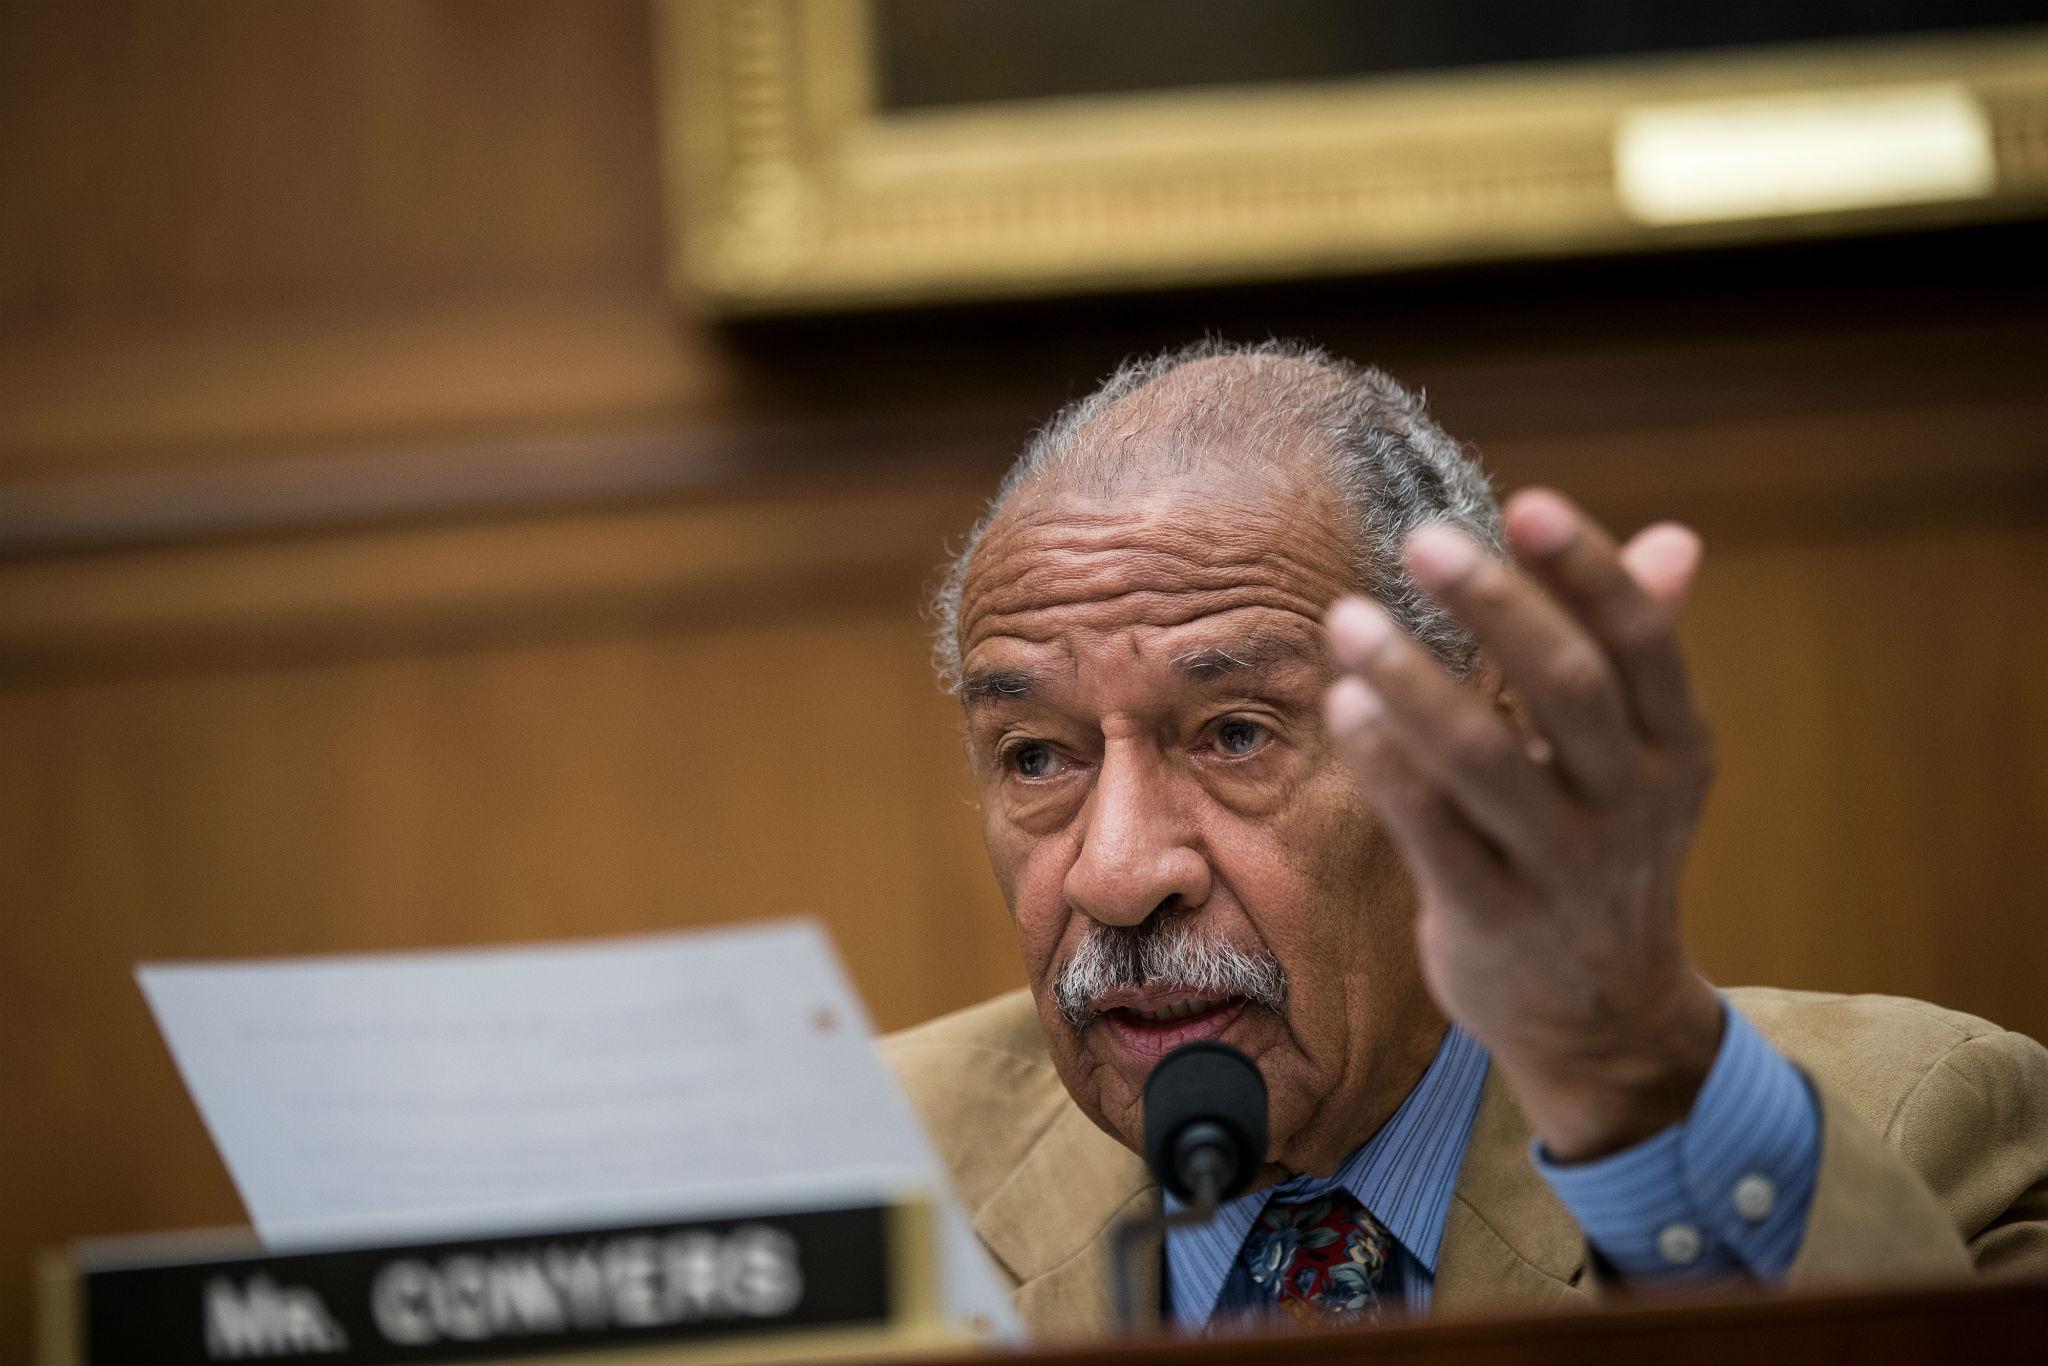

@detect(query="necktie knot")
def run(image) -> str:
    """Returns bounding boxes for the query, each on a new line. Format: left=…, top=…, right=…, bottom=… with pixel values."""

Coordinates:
left=1239, top=1189, right=1391, bottom=1326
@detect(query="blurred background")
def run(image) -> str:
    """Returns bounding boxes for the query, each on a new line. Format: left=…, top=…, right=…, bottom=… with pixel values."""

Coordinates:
left=2, top=2, right=2045, bottom=1358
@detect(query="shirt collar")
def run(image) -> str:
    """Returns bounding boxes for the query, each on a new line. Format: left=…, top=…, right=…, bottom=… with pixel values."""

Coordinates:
left=1164, top=1024, right=1490, bottom=1330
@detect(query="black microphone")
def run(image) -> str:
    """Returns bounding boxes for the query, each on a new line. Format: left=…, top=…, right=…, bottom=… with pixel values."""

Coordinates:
left=1143, top=1040, right=1268, bottom=1211
left=1113, top=1040, right=1269, bottom=1330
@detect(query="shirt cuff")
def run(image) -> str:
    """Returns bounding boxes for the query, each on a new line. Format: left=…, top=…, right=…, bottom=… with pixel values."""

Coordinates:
left=1532, top=998, right=1820, bottom=1282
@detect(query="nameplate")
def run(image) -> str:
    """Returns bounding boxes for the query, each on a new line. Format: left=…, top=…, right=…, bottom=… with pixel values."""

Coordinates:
left=49, top=1204, right=922, bottom=1366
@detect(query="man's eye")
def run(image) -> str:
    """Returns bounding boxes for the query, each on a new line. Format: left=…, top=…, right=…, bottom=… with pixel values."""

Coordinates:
left=1007, top=743, right=1061, bottom=779
left=1213, top=719, right=1271, bottom=757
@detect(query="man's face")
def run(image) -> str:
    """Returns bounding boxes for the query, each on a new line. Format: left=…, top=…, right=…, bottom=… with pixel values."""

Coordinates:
left=955, top=459, right=1446, bottom=1177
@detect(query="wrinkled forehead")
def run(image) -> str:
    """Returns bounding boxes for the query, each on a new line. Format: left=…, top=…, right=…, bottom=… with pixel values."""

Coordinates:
left=956, top=469, right=1361, bottom=682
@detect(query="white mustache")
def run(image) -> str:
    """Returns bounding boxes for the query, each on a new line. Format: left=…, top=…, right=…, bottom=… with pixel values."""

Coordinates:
left=1053, top=913, right=1288, bottom=1027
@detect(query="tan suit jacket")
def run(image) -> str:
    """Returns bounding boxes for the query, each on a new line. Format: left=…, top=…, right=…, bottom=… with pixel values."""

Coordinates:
left=881, top=987, right=2048, bottom=1341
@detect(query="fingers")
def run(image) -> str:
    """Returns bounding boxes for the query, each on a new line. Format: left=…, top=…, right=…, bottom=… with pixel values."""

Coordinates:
left=1324, top=489, right=1706, bottom=883
left=1497, top=489, right=1702, bottom=745
left=1405, top=524, right=1637, bottom=800
left=1325, top=596, right=1562, bottom=860
left=1322, top=677, right=1510, bottom=908
left=1620, top=522, right=1703, bottom=615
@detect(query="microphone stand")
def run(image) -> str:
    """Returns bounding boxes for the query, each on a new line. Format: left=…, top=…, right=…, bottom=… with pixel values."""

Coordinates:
left=1121, top=1040, right=1267, bottom=1333
left=1112, top=1125, right=1234, bottom=1332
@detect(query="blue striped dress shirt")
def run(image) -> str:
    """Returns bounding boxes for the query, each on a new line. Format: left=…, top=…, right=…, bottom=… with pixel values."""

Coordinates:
left=1166, top=1025, right=1489, bottom=1329
left=1165, top=999, right=1820, bottom=1330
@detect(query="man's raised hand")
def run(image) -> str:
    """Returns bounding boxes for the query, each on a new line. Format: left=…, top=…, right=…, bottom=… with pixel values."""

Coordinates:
left=1322, top=487, right=1724, bottom=1162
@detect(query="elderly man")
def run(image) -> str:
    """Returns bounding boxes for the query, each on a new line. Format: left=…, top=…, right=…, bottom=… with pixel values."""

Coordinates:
left=884, top=341, right=2048, bottom=1338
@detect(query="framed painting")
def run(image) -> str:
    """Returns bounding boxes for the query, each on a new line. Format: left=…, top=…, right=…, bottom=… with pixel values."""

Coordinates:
left=655, top=1, right=2048, bottom=315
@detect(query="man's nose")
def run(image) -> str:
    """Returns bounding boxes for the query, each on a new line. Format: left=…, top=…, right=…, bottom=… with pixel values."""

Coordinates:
left=1063, top=743, right=1211, bottom=927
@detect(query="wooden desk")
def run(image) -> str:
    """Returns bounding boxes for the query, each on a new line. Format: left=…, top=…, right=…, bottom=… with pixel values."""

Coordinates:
left=931, top=1280, right=2047, bottom=1366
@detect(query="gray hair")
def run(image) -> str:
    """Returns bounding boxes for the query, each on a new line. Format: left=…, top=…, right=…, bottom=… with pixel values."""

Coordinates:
left=929, top=339, right=1503, bottom=692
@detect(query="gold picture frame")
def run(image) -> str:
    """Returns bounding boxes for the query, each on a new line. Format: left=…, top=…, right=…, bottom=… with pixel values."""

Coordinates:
left=655, top=2, right=2048, bottom=316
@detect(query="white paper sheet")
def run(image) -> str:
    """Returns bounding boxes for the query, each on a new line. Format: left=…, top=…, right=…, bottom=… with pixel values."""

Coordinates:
left=137, top=920, right=1018, bottom=1339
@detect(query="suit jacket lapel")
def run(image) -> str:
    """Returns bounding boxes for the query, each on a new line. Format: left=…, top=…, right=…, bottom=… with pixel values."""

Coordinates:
left=970, top=1097, right=1161, bottom=1339
left=1435, top=1069, right=1590, bottom=1313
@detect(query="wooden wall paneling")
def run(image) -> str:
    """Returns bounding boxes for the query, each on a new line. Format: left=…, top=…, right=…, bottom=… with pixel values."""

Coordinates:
left=0, top=471, right=997, bottom=667
left=1679, top=525, right=2048, bottom=1036
left=0, top=0, right=665, bottom=320
left=0, top=607, right=1014, bottom=1005
left=0, top=0, right=710, bottom=482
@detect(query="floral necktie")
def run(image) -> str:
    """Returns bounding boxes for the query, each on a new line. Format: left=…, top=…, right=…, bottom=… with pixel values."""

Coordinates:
left=1238, top=1189, right=1392, bottom=1326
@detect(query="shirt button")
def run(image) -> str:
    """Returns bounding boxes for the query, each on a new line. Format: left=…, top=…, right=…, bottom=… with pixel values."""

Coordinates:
left=1734, top=1174, right=1776, bottom=1223
left=1657, top=1222, right=1703, bottom=1266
